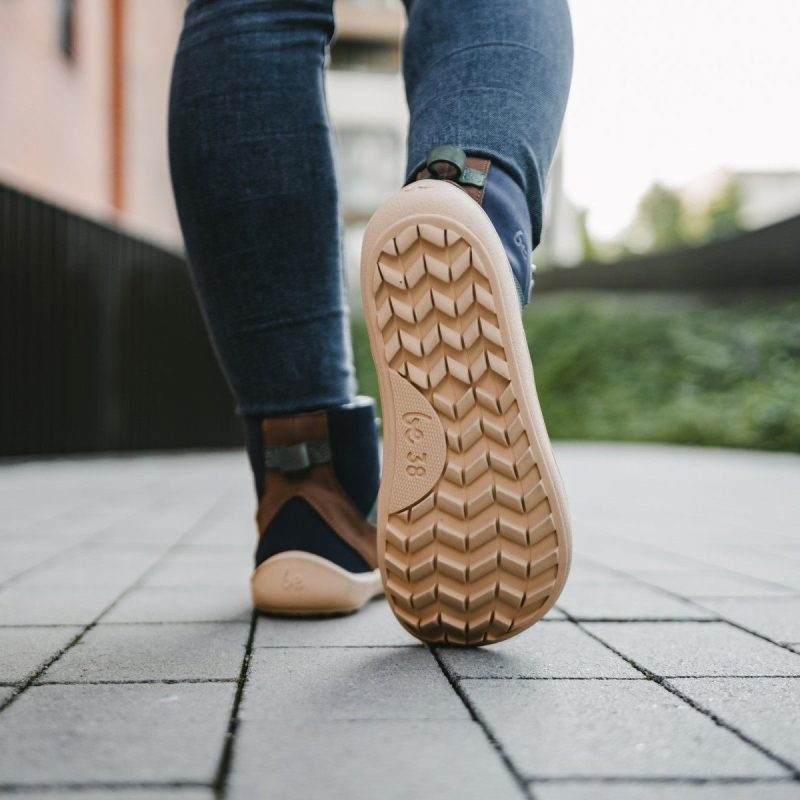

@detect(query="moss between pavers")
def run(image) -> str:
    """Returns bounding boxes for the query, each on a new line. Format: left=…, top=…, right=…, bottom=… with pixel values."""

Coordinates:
left=352, top=292, right=800, bottom=453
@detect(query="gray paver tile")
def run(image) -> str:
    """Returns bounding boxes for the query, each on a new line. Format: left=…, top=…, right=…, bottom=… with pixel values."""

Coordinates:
left=103, top=585, right=252, bottom=623
left=0, top=683, right=233, bottom=784
left=559, top=559, right=634, bottom=582
left=463, top=679, right=786, bottom=779
left=14, top=791, right=214, bottom=800
left=577, top=541, right=704, bottom=571
left=144, top=551, right=250, bottom=587
left=41, top=622, right=249, bottom=683
left=585, top=622, right=800, bottom=676
left=438, top=621, right=639, bottom=679
left=624, top=569, right=796, bottom=597
left=0, top=686, right=15, bottom=704
left=11, top=549, right=162, bottom=589
left=0, top=585, right=121, bottom=625
left=0, top=544, right=70, bottom=583
left=693, top=597, right=800, bottom=643
left=672, top=678, right=800, bottom=770
left=252, top=601, right=562, bottom=649
left=229, top=720, right=524, bottom=800
left=0, top=626, right=81, bottom=682
left=532, top=782, right=800, bottom=800
left=254, top=599, right=418, bottom=647
left=240, top=647, right=468, bottom=721
left=557, top=580, right=714, bottom=620
left=14, top=545, right=163, bottom=588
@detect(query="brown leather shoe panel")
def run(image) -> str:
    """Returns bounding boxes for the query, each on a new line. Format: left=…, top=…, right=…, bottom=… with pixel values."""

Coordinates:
left=256, top=413, right=378, bottom=570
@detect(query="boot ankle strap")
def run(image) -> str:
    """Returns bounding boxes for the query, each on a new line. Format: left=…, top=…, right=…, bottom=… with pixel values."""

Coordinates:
left=415, top=145, right=491, bottom=206
left=263, top=440, right=331, bottom=474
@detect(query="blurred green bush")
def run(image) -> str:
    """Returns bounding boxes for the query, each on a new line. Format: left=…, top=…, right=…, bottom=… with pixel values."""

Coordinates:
left=352, top=292, right=800, bottom=453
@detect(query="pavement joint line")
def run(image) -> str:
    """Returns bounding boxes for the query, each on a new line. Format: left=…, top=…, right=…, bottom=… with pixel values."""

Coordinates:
left=0, top=494, right=232, bottom=716
left=0, top=491, right=182, bottom=592
left=0, top=477, right=242, bottom=594
left=527, top=776, right=800, bottom=785
left=587, top=556, right=800, bottom=610
left=212, top=611, right=257, bottom=800
left=33, top=678, right=239, bottom=686
left=566, top=615, right=800, bottom=779
left=457, top=676, right=644, bottom=681
left=430, top=645, right=536, bottom=800
left=250, top=643, right=422, bottom=649
left=709, top=618, right=800, bottom=656
left=575, top=562, right=800, bottom=653
left=0, top=620, right=248, bottom=628
left=0, top=781, right=210, bottom=793
left=557, top=616, right=725, bottom=623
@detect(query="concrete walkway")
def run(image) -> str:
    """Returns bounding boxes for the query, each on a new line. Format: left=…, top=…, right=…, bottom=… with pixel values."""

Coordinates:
left=0, top=443, right=799, bottom=799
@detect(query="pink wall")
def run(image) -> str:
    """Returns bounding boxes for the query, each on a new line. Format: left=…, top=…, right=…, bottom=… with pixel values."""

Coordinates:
left=0, top=0, right=185, bottom=246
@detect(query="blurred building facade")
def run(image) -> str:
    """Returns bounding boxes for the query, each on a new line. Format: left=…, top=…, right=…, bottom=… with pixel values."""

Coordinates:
left=683, top=169, right=800, bottom=231
left=0, top=0, right=573, bottom=281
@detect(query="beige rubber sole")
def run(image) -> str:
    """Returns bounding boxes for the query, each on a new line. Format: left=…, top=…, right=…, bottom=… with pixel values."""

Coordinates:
left=360, top=179, right=572, bottom=646
left=251, top=551, right=383, bottom=616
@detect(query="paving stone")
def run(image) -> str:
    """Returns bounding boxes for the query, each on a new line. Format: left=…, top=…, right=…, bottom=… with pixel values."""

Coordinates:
left=560, top=559, right=635, bottom=583
left=576, top=541, right=704, bottom=572
left=0, top=686, right=15, bottom=705
left=41, top=622, right=249, bottom=683
left=675, top=547, right=800, bottom=592
left=0, top=544, right=70, bottom=584
left=672, top=678, right=800, bottom=770
left=556, top=580, right=714, bottom=620
left=103, top=585, right=252, bottom=623
left=229, top=720, right=524, bottom=800
left=14, top=791, right=214, bottom=800
left=12, top=550, right=161, bottom=589
left=693, top=597, right=800, bottom=643
left=0, top=626, right=81, bottom=682
left=623, top=569, right=796, bottom=598
left=144, top=551, right=251, bottom=587
left=0, top=683, right=234, bottom=784
left=240, top=647, right=468, bottom=721
left=438, top=621, right=639, bottom=679
left=0, top=585, right=121, bottom=625
left=585, top=622, right=800, bottom=677
left=252, top=601, right=563, bottom=649
left=253, top=599, right=418, bottom=647
left=463, top=680, right=786, bottom=779
left=532, top=782, right=800, bottom=800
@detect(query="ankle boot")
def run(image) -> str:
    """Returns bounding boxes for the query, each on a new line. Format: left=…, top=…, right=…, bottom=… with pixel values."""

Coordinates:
left=359, top=146, right=572, bottom=645
left=249, top=397, right=384, bottom=616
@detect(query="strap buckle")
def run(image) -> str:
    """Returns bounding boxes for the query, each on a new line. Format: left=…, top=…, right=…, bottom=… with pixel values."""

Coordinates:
left=425, top=145, right=487, bottom=189
left=264, top=440, right=331, bottom=474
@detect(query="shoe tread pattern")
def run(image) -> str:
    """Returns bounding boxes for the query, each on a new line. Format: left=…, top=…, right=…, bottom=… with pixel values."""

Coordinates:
left=372, top=224, right=564, bottom=645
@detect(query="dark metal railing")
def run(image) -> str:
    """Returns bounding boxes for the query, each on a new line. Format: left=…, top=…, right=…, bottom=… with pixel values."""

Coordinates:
left=0, top=182, right=241, bottom=457
left=537, top=213, right=800, bottom=294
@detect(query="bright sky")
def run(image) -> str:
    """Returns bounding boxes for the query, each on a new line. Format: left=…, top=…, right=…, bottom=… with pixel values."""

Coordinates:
left=564, top=0, right=800, bottom=238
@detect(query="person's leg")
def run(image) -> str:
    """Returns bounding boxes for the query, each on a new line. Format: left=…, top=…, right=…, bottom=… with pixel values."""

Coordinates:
left=402, top=0, right=573, bottom=303
left=169, top=0, right=352, bottom=416
left=361, top=0, right=573, bottom=644
left=169, top=0, right=381, bottom=613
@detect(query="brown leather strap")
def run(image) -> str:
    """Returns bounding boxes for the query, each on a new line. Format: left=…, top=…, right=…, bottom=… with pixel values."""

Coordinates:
left=255, top=412, right=378, bottom=569
left=415, top=155, right=491, bottom=206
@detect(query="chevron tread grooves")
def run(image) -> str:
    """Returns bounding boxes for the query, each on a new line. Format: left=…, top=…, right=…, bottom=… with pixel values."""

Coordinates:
left=372, top=223, right=565, bottom=645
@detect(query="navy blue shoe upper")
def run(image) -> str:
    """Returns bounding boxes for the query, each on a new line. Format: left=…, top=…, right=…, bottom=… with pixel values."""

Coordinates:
left=246, top=396, right=379, bottom=574
left=480, top=161, right=534, bottom=307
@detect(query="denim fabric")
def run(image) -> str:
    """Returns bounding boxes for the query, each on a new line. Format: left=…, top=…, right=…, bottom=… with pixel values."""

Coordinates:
left=169, top=0, right=572, bottom=416
left=402, top=0, right=573, bottom=249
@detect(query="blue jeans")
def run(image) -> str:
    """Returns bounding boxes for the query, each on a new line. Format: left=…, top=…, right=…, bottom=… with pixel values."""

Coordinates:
left=169, top=0, right=572, bottom=416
